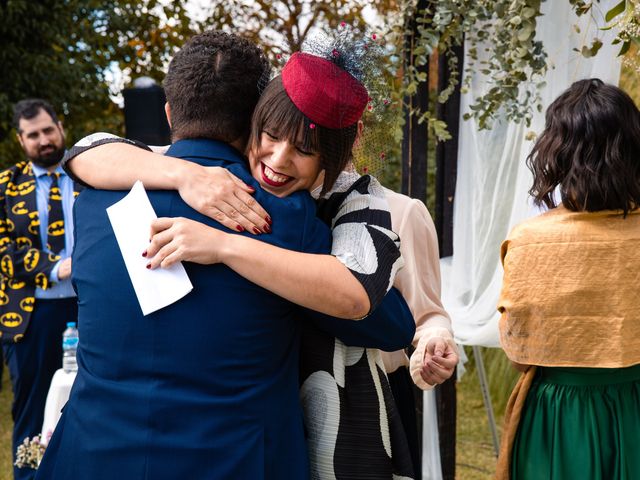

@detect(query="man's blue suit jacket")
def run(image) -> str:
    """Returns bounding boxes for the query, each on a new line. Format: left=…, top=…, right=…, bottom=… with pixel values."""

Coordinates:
left=37, top=139, right=414, bottom=479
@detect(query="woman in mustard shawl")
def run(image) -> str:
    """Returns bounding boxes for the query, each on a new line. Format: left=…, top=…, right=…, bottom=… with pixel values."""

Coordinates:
left=497, top=79, right=640, bottom=480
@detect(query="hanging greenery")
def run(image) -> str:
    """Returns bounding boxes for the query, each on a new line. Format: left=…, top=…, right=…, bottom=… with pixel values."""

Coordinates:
left=597, top=0, right=640, bottom=71
left=393, top=0, right=640, bottom=136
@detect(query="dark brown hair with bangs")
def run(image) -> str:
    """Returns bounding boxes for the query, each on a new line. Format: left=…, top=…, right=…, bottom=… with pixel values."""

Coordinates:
left=249, top=76, right=357, bottom=195
left=528, top=78, right=640, bottom=216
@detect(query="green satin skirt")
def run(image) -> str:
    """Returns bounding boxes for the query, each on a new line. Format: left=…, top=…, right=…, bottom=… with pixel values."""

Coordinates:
left=512, top=364, right=640, bottom=480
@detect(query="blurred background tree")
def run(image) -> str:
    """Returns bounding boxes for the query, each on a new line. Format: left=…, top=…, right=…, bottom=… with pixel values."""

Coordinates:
left=0, top=0, right=195, bottom=168
left=199, top=0, right=399, bottom=58
left=2, top=0, right=637, bottom=173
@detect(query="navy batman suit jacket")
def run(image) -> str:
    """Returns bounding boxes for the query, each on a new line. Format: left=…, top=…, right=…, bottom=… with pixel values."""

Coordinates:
left=37, top=138, right=415, bottom=479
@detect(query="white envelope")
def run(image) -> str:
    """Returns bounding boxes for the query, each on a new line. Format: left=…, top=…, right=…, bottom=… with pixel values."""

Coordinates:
left=106, top=181, right=193, bottom=315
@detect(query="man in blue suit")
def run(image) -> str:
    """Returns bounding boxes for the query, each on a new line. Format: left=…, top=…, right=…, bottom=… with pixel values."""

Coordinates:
left=37, top=31, right=413, bottom=479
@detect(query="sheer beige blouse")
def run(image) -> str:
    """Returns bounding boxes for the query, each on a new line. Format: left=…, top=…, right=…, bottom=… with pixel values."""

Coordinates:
left=380, top=188, right=456, bottom=389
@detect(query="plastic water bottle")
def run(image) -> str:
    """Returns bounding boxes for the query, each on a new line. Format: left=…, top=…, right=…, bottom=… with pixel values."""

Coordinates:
left=62, top=322, right=79, bottom=373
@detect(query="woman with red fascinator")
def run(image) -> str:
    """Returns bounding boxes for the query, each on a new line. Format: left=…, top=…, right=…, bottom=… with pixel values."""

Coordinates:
left=64, top=28, right=457, bottom=479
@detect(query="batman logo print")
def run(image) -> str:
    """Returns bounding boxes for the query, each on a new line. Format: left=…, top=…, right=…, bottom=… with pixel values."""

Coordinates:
left=11, top=201, right=29, bottom=215
left=49, top=186, right=62, bottom=201
left=34, top=272, right=48, bottom=289
left=7, top=280, right=25, bottom=290
left=28, top=218, right=40, bottom=235
left=15, top=237, right=32, bottom=249
left=1, top=255, right=13, bottom=277
left=0, top=312, right=23, bottom=328
left=24, top=249, right=40, bottom=272
left=6, top=180, right=36, bottom=197
left=19, top=297, right=35, bottom=312
left=47, top=221, right=65, bottom=237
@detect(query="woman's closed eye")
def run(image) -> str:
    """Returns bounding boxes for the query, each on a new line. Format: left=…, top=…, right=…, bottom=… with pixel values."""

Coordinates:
left=263, top=131, right=278, bottom=141
left=295, top=145, right=316, bottom=156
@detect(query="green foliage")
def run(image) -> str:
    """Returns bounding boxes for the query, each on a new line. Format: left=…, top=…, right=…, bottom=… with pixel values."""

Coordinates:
left=198, top=0, right=399, bottom=60
left=3, top=0, right=635, bottom=187
left=0, top=0, right=195, bottom=169
left=600, top=1, right=640, bottom=68
left=392, top=0, right=548, bottom=132
left=390, top=0, right=640, bottom=136
left=607, top=0, right=628, bottom=21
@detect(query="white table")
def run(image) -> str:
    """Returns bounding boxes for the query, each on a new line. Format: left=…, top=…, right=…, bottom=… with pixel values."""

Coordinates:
left=40, top=369, right=76, bottom=446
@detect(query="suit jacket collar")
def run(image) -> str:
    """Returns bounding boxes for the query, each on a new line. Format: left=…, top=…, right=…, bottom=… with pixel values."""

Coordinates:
left=166, top=139, right=247, bottom=167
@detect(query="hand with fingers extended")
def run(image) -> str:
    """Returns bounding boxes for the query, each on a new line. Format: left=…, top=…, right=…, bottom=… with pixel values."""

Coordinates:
left=176, top=163, right=272, bottom=235
left=420, top=336, right=459, bottom=386
left=143, top=217, right=229, bottom=269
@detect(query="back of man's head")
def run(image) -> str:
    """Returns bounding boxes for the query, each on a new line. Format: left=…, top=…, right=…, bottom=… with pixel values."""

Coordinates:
left=12, top=98, right=59, bottom=132
left=164, top=31, right=269, bottom=145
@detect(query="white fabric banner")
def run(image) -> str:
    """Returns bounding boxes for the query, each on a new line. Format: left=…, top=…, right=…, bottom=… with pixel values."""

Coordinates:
left=442, top=1, right=622, bottom=347
left=422, top=389, right=443, bottom=480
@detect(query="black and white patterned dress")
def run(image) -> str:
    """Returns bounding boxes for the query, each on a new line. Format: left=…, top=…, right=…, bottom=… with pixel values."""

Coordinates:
left=301, top=170, right=414, bottom=480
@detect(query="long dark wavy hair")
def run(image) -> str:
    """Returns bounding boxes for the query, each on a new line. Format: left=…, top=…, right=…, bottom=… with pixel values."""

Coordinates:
left=527, top=78, right=640, bottom=216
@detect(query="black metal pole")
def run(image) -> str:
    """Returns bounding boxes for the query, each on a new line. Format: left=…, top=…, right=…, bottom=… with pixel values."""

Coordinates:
left=433, top=44, right=464, bottom=480
left=402, top=4, right=464, bottom=480
left=400, top=3, right=431, bottom=478
left=401, top=0, right=429, bottom=203
left=435, top=45, right=463, bottom=258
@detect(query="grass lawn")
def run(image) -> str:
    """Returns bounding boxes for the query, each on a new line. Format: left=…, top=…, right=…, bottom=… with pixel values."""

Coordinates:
left=456, top=352, right=504, bottom=479
left=1, top=365, right=13, bottom=480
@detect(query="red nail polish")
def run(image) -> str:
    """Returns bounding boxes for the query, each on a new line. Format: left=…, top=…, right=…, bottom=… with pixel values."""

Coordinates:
left=236, top=225, right=245, bottom=232
left=142, top=251, right=147, bottom=257
left=264, top=224, right=271, bottom=233
left=265, top=216, right=272, bottom=225
left=146, top=264, right=151, bottom=269
left=253, top=227, right=261, bottom=235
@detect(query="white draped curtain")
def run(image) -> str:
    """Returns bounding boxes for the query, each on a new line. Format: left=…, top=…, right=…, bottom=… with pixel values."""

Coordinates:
left=441, top=0, right=622, bottom=347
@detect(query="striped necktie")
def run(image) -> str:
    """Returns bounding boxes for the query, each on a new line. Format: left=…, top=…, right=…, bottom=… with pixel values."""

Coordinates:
left=47, top=172, right=65, bottom=254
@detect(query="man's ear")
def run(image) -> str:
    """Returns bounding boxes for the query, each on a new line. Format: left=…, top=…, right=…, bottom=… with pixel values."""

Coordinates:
left=164, top=102, right=172, bottom=128
left=57, top=121, right=65, bottom=138
left=15, top=132, right=25, bottom=149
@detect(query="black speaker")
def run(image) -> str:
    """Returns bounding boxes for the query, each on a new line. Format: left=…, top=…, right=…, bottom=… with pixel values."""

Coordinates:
left=123, top=85, right=171, bottom=146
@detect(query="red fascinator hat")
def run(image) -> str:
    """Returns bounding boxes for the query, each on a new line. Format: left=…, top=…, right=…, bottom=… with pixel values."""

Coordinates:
left=281, top=52, right=369, bottom=130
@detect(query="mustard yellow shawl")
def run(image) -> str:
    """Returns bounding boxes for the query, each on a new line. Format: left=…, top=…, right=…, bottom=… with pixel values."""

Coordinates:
left=498, top=206, right=640, bottom=369
left=495, top=206, right=640, bottom=479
